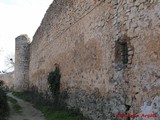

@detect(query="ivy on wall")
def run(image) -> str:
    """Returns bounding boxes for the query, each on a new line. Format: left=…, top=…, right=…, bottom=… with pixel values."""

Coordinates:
left=47, top=64, right=61, bottom=97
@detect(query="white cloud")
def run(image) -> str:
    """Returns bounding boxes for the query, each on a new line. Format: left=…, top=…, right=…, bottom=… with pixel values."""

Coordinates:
left=0, top=0, right=53, bottom=71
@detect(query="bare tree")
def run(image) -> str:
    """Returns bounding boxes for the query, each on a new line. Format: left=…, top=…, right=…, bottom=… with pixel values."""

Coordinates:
left=4, top=53, right=15, bottom=72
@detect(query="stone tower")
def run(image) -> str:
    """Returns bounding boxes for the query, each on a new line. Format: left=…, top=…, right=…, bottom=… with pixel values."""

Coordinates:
left=14, top=35, right=30, bottom=91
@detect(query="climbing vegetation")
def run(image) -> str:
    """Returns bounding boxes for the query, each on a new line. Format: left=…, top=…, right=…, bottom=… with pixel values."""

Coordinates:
left=47, top=64, right=61, bottom=97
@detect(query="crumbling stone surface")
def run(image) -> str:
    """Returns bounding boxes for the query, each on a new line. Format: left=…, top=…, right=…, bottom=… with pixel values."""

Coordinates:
left=14, top=0, right=160, bottom=119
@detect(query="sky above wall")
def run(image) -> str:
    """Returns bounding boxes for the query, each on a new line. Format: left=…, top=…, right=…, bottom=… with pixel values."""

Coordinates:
left=0, top=0, right=53, bottom=72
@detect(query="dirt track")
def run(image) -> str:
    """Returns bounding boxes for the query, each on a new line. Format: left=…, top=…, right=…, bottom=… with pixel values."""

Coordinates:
left=7, top=92, right=46, bottom=120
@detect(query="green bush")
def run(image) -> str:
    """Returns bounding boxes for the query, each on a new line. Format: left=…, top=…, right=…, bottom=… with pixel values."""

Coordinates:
left=0, top=81, right=9, bottom=120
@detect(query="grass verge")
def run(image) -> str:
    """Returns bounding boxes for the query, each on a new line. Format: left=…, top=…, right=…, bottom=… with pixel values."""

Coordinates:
left=12, top=104, right=22, bottom=114
left=7, top=96, right=22, bottom=114
left=12, top=91, right=90, bottom=120
left=37, top=106, right=89, bottom=120
left=7, top=96, right=17, bottom=104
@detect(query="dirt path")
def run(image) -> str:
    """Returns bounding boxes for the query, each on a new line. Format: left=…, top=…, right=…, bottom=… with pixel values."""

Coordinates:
left=7, top=92, right=46, bottom=120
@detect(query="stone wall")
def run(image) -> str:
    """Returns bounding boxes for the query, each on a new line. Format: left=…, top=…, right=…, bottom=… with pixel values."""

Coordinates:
left=0, top=72, right=14, bottom=90
left=14, top=35, right=30, bottom=91
left=14, top=0, right=160, bottom=119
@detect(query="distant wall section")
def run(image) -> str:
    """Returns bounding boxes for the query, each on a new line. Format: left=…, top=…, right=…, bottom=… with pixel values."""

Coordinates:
left=0, top=72, right=14, bottom=90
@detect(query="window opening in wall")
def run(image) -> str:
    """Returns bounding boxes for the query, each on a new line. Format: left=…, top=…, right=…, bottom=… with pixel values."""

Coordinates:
left=120, top=42, right=128, bottom=64
left=115, top=41, right=128, bottom=65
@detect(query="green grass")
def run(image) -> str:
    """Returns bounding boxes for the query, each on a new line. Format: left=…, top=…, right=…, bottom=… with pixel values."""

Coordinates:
left=7, top=96, right=22, bottom=114
left=7, top=96, right=17, bottom=104
left=37, top=106, right=89, bottom=120
left=12, top=104, right=22, bottom=114
left=12, top=92, right=31, bottom=102
left=12, top=91, right=90, bottom=120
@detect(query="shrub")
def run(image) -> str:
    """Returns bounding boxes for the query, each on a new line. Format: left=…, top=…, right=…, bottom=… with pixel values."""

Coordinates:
left=0, top=80, right=9, bottom=120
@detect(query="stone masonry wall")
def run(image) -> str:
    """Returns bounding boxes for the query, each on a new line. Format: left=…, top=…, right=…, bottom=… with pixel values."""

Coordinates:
left=26, top=0, right=160, bottom=119
left=14, top=35, right=30, bottom=91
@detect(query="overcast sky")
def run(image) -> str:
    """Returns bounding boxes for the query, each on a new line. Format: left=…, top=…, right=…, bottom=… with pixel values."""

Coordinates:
left=0, top=0, right=53, bottom=71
